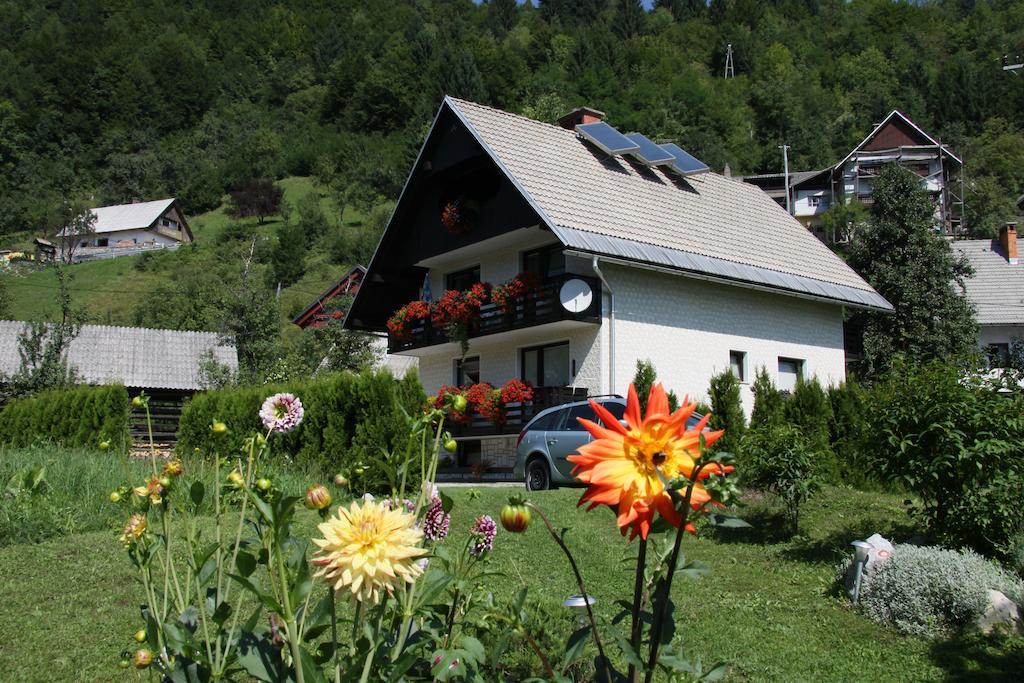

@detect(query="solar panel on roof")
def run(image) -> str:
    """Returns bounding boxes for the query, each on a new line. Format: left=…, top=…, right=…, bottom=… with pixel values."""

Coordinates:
left=660, top=143, right=710, bottom=176
left=575, top=122, right=640, bottom=155
left=624, top=133, right=675, bottom=166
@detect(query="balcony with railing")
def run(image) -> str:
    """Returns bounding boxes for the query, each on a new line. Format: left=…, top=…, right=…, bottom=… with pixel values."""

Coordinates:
left=449, top=386, right=587, bottom=437
left=387, top=273, right=602, bottom=354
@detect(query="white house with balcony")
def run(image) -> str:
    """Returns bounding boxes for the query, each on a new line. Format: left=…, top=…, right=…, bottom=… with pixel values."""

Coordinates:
left=742, top=110, right=964, bottom=241
left=60, top=198, right=193, bottom=261
left=344, top=98, right=891, bottom=476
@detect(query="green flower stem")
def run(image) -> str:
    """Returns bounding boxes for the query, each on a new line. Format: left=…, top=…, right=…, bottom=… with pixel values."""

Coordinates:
left=628, top=538, right=648, bottom=683
left=330, top=590, right=340, bottom=683
left=358, top=608, right=385, bottom=683
left=517, top=626, right=555, bottom=680
left=642, top=460, right=712, bottom=683
left=273, top=527, right=305, bottom=683
left=526, top=502, right=610, bottom=679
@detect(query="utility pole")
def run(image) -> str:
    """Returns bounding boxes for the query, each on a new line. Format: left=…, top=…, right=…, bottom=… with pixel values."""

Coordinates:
left=779, top=144, right=792, bottom=215
left=724, top=43, right=735, bottom=79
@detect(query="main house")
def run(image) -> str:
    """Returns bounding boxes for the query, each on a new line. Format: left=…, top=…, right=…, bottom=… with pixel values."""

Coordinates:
left=344, top=98, right=890, bottom=473
left=60, top=198, right=193, bottom=261
left=742, top=111, right=963, bottom=241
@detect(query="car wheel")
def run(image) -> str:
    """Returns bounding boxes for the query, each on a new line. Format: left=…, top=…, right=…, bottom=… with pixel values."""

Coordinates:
left=525, top=458, right=551, bottom=491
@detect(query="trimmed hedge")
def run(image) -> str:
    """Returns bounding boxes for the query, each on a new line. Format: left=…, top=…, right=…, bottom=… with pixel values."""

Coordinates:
left=0, top=384, right=130, bottom=449
left=177, top=369, right=426, bottom=475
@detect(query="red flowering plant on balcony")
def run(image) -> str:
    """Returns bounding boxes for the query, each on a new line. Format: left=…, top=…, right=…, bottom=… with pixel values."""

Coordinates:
left=432, top=284, right=490, bottom=356
left=433, top=379, right=535, bottom=427
left=386, top=300, right=432, bottom=342
left=490, top=272, right=542, bottom=314
left=432, top=385, right=471, bottom=424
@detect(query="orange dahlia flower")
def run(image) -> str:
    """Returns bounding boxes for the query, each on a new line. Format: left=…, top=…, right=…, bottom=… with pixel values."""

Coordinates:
left=567, top=383, right=731, bottom=540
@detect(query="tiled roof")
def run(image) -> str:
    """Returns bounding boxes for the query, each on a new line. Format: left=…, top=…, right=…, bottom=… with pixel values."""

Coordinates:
left=952, top=239, right=1024, bottom=325
left=90, top=199, right=175, bottom=234
left=0, top=322, right=237, bottom=391
left=447, top=98, right=889, bottom=311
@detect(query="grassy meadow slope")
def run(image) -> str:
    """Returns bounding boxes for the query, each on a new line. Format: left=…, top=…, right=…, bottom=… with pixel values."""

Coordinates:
left=1, top=177, right=366, bottom=335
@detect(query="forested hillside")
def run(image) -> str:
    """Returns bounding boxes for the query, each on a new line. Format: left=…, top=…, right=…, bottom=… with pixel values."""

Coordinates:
left=2, top=0, right=1024, bottom=240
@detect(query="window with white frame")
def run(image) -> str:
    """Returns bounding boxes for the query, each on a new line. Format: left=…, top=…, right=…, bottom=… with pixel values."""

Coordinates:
left=777, top=357, right=804, bottom=393
left=729, top=350, right=747, bottom=382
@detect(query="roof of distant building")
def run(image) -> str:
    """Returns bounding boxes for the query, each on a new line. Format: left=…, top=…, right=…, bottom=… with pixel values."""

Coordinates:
left=0, top=322, right=236, bottom=391
left=952, top=238, right=1024, bottom=326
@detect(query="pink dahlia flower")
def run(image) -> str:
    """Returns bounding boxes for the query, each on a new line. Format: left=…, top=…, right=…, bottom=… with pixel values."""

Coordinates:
left=423, top=496, right=450, bottom=542
left=259, top=393, right=304, bottom=433
left=469, top=515, right=497, bottom=556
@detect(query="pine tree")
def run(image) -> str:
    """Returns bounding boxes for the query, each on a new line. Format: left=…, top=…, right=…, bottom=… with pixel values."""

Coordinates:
left=632, top=359, right=657, bottom=414
left=487, top=0, right=518, bottom=34
left=614, top=0, right=646, bottom=39
left=847, top=164, right=978, bottom=377
left=749, top=366, right=783, bottom=430
left=270, top=220, right=306, bottom=287
left=707, top=369, right=746, bottom=453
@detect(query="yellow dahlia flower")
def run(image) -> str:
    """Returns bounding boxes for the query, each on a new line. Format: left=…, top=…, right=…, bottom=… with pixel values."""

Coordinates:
left=312, top=499, right=426, bottom=604
left=120, top=513, right=148, bottom=545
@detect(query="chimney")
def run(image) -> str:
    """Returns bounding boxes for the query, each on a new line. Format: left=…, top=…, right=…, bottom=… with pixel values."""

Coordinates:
left=723, top=162, right=732, bottom=179
left=1000, top=222, right=1019, bottom=265
left=557, top=106, right=605, bottom=130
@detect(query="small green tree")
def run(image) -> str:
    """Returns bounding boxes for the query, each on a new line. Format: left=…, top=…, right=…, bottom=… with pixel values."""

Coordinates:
left=847, top=164, right=978, bottom=378
left=785, top=376, right=839, bottom=483
left=631, top=359, right=680, bottom=413
left=749, top=366, right=783, bottom=429
left=228, top=178, right=283, bottom=224
left=741, top=423, right=821, bottom=535
left=270, top=219, right=306, bottom=287
left=707, top=369, right=745, bottom=453
left=828, top=378, right=871, bottom=485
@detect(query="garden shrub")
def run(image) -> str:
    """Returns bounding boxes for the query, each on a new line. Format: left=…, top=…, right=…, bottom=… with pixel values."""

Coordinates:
left=869, top=358, right=1024, bottom=559
left=740, top=422, right=822, bottom=534
left=858, top=544, right=1024, bottom=637
left=707, top=369, right=745, bottom=453
left=784, top=376, right=840, bottom=483
left=0, top=384, right=129, bottom=449
left=828, top=378, right=872, bottom=485
left=749, top=366, right=783, bottom=429
left=178, top=369, right=425, bottom=487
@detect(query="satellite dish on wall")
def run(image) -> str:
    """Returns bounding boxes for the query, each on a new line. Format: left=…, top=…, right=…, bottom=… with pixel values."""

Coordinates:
left=559, top=278, right=593, bottom=313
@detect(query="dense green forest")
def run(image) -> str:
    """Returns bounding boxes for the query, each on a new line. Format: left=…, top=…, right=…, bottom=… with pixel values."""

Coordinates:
left=2, top=0, right=1024, bottom=239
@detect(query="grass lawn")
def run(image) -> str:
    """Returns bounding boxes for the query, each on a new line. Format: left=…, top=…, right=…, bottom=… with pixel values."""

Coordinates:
left=4, top=442, right=1003, bottom=682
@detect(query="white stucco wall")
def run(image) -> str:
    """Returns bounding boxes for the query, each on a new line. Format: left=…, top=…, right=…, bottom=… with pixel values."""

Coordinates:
left=416, top=323, right=601, bottom=395
left=70, top=228, right=180, bottom=247
left=600, top=263, right=847, bottom=416
left=979, top=324, right=1024, bottom=348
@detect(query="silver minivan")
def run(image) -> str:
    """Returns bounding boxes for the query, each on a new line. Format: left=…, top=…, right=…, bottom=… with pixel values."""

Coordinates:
left=513, top=396, right=705, bottom=490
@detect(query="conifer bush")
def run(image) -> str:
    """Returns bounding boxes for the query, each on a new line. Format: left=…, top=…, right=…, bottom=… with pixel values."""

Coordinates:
left=749, top=367, right=784, bottom=429
left=177, top=369, right=425, bottom=483
left=0, top=384, right=129, bottom=449
left=784, top=376, right=840, bottom=483
left=707, top=369, right=745, bottom=453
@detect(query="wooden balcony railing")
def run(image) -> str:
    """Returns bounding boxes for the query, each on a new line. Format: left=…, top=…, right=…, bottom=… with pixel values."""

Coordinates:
left=451, top=386, right=588, bottom=437
left=387, top=273, right=602, bottom=353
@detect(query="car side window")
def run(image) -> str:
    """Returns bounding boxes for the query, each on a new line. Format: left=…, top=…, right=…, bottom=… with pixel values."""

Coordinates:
left=565, top=404, right=597, bottom=431
left=598, top=402, right=625, bottom=426
left=529, top=409, right=564, bottom=432
left=687, top=413, right=703, bottom=430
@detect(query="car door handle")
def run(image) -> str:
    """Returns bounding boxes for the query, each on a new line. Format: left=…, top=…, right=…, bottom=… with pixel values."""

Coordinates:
left=547, top=439, right=558, bottom=445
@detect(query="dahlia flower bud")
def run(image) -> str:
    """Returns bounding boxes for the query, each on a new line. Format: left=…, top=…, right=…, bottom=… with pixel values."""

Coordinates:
left=131, top=396, right=145, bottom=409
left=163, top=460, right=183, bottom=478
left=305, top=484, right=332, bottom=511
left=132, top=649, right=152, bottom=669
left=109, top=491, right=121, bottom=503
left=500, top=497, right=532, bottom=533
left=98, top=440, right=110, bottom=451
left=133, top=629, right=147, bottom=643
left=333, top=473, right=348, bottom=487
left=443, top=438, right=458, bottom=453
left=256, top=477, right=272, bottom=492
left=451, top=394, right=468, bottom=413
left=211, top=421, right=228, bottom=436
left=227, top=470, right=245, bottom=489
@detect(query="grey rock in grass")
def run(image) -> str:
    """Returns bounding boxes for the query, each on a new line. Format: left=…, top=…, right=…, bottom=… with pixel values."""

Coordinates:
left=975, top=589, right=1023, bottom=635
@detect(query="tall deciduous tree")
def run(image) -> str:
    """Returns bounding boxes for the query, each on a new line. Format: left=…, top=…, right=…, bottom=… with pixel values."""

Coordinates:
left=228, top=178, right=284, bottom=224
left=847, top=165, right=978, bottom=378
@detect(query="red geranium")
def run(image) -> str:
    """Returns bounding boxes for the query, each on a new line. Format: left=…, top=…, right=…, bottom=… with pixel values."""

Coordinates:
left=500, top=379, right=534, bottom=404
left=491, top=272, right=542, bottom=314
left=386, top=300, right=432, bottom=341
left=434, top=385, right=470, bottom=424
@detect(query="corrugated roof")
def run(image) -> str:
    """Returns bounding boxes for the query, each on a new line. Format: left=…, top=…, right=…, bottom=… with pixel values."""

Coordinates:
left=89, top=199, right=175, bottom=234
left=0, top=322, right=237, bottom=390
left=446, top=98, right=889, bottom=311
left=952, top=239, right=1024, bottom=325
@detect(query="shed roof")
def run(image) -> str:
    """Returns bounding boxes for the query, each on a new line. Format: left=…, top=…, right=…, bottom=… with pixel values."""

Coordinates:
left=447, top=98, right=889, bottom=310
left=0, top=322, right=237, bottom=391
left=952, top=238, right=1024, bottom=326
